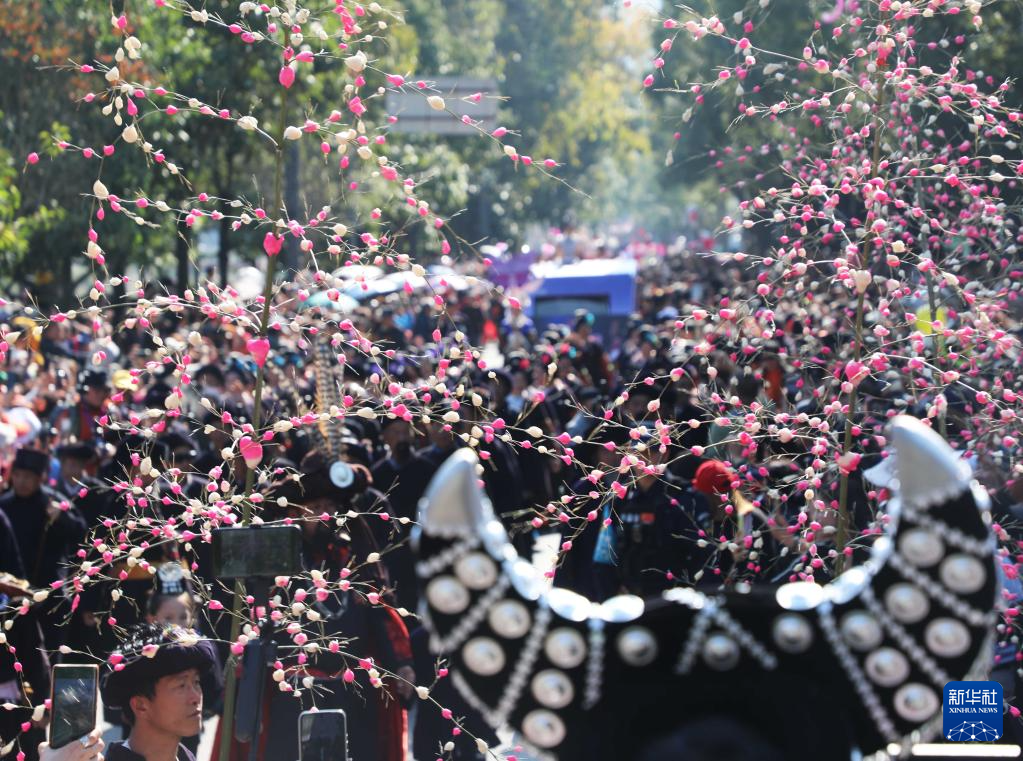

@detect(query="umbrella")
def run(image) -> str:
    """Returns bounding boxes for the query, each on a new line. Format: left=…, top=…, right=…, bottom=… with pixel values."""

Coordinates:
left=428, top=273, right=470, bottom=291
left=301, top=290, right=359, bottom=312
left=381, top=271, right=427, bottom=293
left=332, top=264, right=384, bottom=282
left=342, top=276, right=402, bottom=300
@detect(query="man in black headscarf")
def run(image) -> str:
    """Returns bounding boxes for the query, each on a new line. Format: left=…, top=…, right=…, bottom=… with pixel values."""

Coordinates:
left=53, top=443, right=109, bottom=530
left=101, top=624, right=220, bottom=761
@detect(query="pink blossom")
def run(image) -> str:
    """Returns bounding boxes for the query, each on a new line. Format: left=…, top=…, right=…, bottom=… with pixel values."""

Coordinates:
left=263, top=232, right=284, bottom=257
left=349, top=97, right=367, bottom=117
left=844, top=361, right=868, bottom=385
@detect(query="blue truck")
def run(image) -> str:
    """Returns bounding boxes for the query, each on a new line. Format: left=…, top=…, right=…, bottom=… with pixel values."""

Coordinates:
left=527, top=258, right=637, bottom=345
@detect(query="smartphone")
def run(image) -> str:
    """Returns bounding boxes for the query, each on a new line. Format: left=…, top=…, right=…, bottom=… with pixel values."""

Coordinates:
left=49, top=664, right=98, bottom=749
left=299, top=709, right=348, bottom=761
left=211, top=525, right=303, bottom=579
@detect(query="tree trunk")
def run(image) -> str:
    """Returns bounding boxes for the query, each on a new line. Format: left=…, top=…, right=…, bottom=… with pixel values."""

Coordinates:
left=176, top=221, right=191, bottom=291
left=218, top=213, right=231, bottom=283
left=57, top=248, right=73, bottom=305
left=284, top=140, right=301, bottom=274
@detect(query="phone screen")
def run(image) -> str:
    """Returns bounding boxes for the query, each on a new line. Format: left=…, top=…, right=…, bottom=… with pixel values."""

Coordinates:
left=49, top=665, right=98, bottom=749
left=212, top=525, right=303, bottom=579
left=299, top=709, right=347, bottom=761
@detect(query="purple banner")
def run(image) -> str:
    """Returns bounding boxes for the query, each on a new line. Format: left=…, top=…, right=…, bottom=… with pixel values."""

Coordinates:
left=488, top=252, right=537, bottom=288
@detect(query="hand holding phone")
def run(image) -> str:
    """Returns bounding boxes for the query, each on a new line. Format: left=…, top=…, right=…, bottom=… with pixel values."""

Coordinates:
left=38, top=728, right=104, bottom=761
left=299, top=709, right=348, bottom=761
left=48, top=665, right=98, bottom=750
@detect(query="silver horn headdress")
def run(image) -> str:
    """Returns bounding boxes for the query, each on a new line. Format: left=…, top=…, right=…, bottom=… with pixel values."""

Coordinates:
left=413, top=415, right=999, bottom=758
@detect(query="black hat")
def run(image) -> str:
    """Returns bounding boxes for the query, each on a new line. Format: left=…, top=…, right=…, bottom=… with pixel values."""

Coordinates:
left=144, top=382, right=173, bottom=410
left=628, top=378, right=661, bottom=400
left=341, top=438, right=373, bottom=470
left=344, top=418, right=379, bottom=443
left=487, top=368, right=513, bottom=392
left=56, top=442, right=98, bottom=462
left=160, top=431, right=200, bottom=461
left=299, top=450, right=371, bottom=502
left=79, top=369, right=110, bottom=390
left=194, top=363, right=226, bottom=387
left=101, top=624, right=219, bottom=710
left=111, top=435, right=171, bottom=471
left=268, top=472, right=304, bottom=507
left=597, top=420, right=635, bottom=447
left=378, top=414, right=411, bottom=433
left=12, top=448, right=49, bottom=475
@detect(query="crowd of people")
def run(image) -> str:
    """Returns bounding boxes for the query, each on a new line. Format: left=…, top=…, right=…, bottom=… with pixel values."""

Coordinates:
left=0, top=233, right=1021, bottom=760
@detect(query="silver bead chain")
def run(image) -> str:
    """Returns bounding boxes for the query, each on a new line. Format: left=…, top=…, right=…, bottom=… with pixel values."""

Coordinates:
left=819, top=603, right=899, bottom=743
left=415, top=535, right=482, bottom=578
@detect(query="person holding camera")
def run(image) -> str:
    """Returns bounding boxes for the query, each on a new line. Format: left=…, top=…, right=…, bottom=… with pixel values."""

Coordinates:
left=214, top=451, right=413, bottom=761
left=52, top=443, right=108, bottom=529
left=100, top=624, right=220, bottom=761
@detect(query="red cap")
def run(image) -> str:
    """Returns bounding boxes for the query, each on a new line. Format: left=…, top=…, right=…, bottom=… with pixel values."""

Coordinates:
left=693, top=460, right=735, bottom=497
